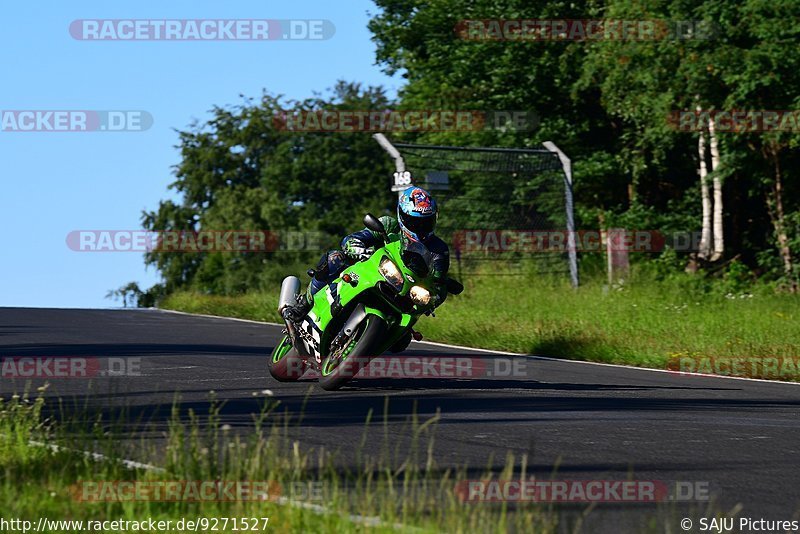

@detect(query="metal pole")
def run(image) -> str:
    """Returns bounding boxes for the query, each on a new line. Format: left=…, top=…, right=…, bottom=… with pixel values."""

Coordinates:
left=543, top=141, right=579, bottom=287
left=373, top=133, right=407, bottom=199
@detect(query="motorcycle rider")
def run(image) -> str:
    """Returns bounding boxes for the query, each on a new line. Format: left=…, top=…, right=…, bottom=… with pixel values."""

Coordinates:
left=282, top=186, right=450, bottom=322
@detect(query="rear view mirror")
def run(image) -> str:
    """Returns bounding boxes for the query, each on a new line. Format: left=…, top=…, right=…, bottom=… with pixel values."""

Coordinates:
left=446, top=277, right=464, bottom=295
left=364, top=213, right=386, bottom=236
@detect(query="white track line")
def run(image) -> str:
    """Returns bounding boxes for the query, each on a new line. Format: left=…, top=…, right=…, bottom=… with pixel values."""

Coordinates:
left=413, top=339, right=800, bottom=386
left=28, top=440, right=166, bottom=472
left=145, top=307, right=283, bottom=326
left=151, top=307, right=800, bottom=386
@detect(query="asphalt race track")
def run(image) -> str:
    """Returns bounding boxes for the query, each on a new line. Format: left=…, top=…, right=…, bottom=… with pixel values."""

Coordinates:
left=1, top=307, right=799, bottom=532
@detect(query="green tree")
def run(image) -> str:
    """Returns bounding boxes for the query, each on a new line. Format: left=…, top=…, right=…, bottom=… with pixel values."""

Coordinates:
left=369, top=0, right=633, bottom=227
left=138, top=82, right=396, bottom=301
left=579, top=0, right=800, bottom=282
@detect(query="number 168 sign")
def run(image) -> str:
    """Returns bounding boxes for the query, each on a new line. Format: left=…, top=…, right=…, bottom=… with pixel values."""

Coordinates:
left=392, top=170, right=412, bottom=191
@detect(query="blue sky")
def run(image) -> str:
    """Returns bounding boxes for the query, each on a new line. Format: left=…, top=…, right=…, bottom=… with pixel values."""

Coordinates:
left=0, top=0, right=398, bottom=308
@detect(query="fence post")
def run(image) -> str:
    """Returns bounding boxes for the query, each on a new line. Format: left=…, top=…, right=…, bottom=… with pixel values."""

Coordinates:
left=543, top=141, right=579, bottom=287
left=607, top=228, right=630, bottom=284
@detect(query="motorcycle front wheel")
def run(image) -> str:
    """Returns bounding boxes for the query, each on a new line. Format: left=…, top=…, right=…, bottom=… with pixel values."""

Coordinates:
left=318, top=316, right=387, bottom=391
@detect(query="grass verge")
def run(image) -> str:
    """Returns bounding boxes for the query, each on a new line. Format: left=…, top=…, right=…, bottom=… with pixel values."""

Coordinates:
left=159, top=269, right=800, bottom=379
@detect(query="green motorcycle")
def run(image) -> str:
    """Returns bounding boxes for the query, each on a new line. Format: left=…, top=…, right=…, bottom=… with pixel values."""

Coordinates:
left=268, top=214, right=464, bottom=390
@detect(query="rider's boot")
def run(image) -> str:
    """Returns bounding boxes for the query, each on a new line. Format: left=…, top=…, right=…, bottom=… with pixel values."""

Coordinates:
left=282, top=250, right=342, bottom=323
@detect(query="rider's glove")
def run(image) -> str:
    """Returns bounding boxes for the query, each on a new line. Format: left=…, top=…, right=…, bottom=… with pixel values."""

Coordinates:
left=431, top=279, right=448, bottom=309
left=343, top=239, right=374, bottom=262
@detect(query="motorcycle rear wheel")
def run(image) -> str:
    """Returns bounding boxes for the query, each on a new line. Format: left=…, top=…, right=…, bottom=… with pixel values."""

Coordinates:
left=268, top=335, right=307, bottom=382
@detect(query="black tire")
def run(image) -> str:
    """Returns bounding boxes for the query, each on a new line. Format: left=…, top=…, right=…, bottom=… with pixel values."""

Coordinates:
left=268, top=335, right=307, bottom=382
left=318, top=316, right=387, bottom=391
left=389, top=331, right=412, bottom=353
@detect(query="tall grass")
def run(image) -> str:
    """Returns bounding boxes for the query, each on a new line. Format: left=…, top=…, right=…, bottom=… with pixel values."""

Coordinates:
left=0, top=390, right=575, bottom=533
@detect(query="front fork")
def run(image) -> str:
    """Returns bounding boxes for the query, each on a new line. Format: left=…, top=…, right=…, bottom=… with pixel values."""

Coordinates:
left=286, top=300, right=417, bottom=370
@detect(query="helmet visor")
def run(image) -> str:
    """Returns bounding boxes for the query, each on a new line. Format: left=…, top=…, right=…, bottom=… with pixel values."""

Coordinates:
left=399, top=210, right=436, bottom=239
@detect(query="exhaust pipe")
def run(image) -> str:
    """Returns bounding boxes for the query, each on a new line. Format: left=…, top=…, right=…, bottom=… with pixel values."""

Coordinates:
left=278, top=276, right=301, bottom=313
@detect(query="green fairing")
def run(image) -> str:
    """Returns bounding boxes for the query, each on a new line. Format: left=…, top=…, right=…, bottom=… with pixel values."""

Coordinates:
left=307, top=235, right=432, bottom=359
left=370, top=215, right=447, bottom=302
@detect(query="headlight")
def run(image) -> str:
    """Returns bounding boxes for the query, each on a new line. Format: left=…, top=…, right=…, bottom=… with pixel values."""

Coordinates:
left=409, top=285, right=431, bottom=306
left=379, top=257, right=404, bottom=291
